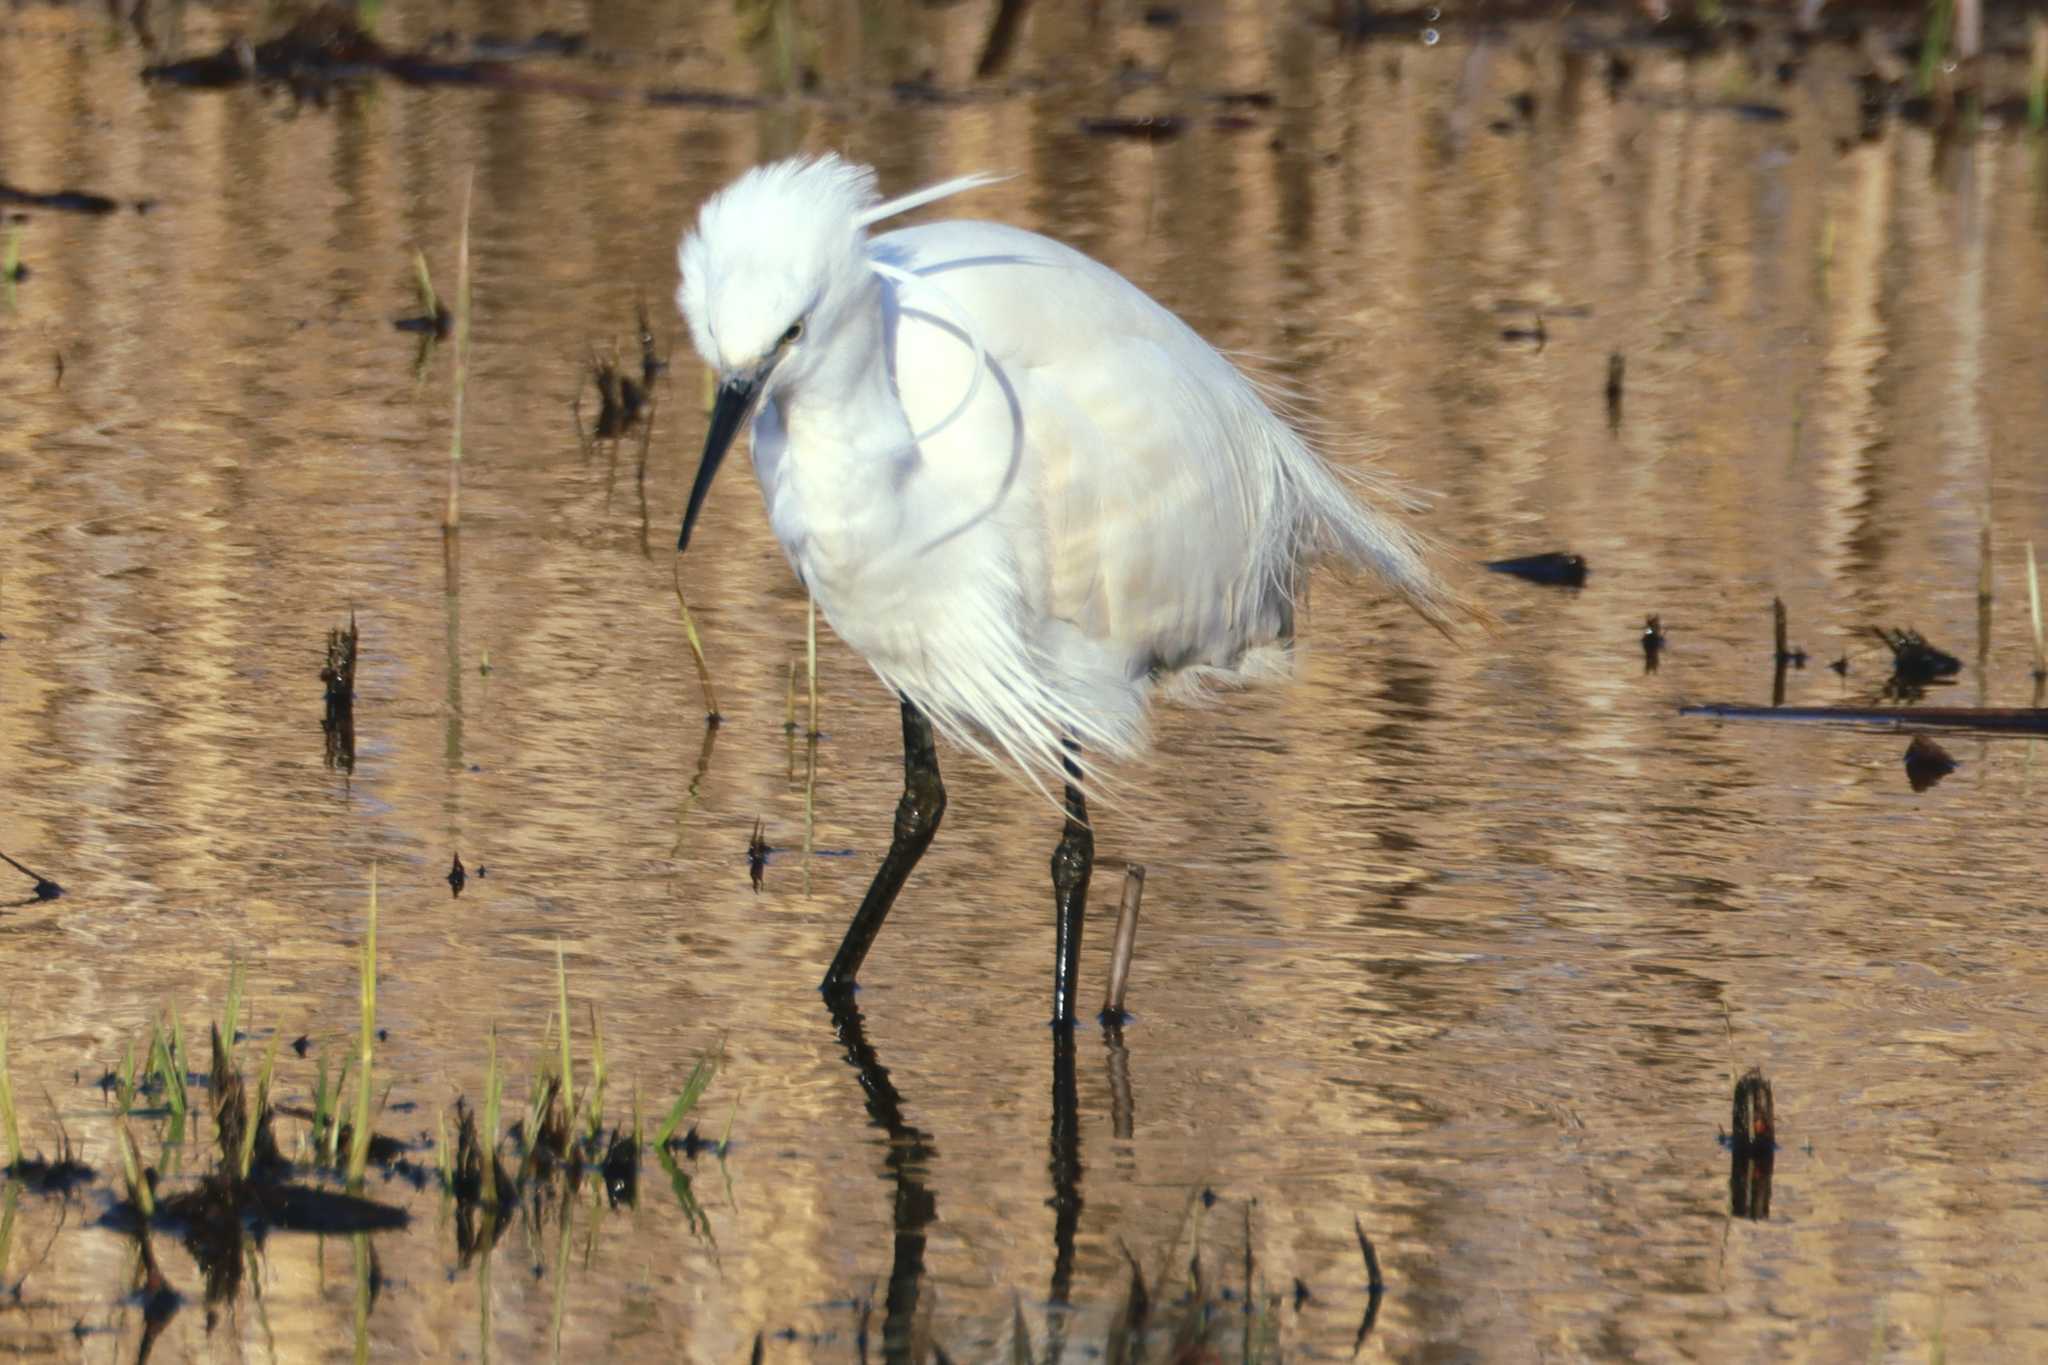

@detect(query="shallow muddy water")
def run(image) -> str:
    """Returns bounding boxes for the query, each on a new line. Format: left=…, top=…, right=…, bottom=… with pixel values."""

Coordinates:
left=4, top=1, right=2048, bottom=1360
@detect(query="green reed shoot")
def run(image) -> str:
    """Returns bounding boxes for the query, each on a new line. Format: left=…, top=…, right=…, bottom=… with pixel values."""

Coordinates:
left=116, top=1120, right=153, bottom=1217
left=347, top=869, right=379, bottom=1187
left=436, top=1106, right=452, bottom=1191
left=654, top=1044, right=721, bottom=1149
left=238, top=1033, right=281, bottom=1181
left=1917, top=0, right=1954, bottom=98
left=313, top=1055, right=353, bottom=1166
left=1, top=225, right=19, bottom=308
left=584, top=1004, right=608, bottom=1142
left=220, top=961, right=245, bottom=1072
left=0, top=1182, right=18, bottom=1284
left=147, top=1019, right=187, bottom=1121
left=114, top=1036, right=140, bottom=1116
left=412, top=249, right=439, bottom=323
left=0, top=1018, right=18, bottom=1169
left=554, top=944, right=573, bottom=1129
left=481, top=1027, right=502, bottom=1207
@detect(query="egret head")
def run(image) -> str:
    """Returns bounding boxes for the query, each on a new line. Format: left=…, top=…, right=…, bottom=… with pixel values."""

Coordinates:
left=673, top=154, right=1002, bottom=553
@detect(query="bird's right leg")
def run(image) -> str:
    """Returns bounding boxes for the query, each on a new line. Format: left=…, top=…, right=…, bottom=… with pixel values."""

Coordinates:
left=821, top=696, right=946, bottom=997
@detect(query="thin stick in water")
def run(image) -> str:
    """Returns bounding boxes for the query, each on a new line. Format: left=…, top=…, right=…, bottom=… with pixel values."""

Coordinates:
left=1101, top=865, right=1146, bottom=1023
left=671, top=560, right=722, bottom=724
left=445, top=171, right=473, bottom=532
left=806, top=595, right=820, bottom=739
left=2028, top=541, right=2045, bottom=681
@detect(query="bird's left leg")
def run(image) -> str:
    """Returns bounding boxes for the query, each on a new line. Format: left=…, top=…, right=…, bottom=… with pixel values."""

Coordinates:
left=1049, top=742, right=1093, bottom=1028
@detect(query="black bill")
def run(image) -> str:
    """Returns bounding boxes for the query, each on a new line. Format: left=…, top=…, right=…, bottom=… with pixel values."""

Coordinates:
left=677, top=375, right=761, bottom=553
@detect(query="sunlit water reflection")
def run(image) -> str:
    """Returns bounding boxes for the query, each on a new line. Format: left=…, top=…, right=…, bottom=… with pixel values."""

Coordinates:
left=3, top=2, right=2048, bottom=1359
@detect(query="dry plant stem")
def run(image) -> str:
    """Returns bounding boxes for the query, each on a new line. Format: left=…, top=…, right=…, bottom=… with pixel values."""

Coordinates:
left=806, top=596, right=820, bottom=738
left=672, top=560, right=722, bottom=723
left=1102, top=865, right=1146, bottom=1020
left=445, top=170, right=473, bottom=532
left=2028, top=541, right=2046, bottom=679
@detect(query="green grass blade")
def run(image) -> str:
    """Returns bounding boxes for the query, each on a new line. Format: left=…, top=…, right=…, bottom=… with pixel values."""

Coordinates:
left=585, top=1004, right=607, bottom=1140
left=0, top=1018, right=18, bottom=1168
left=347, top=867, right=378, bottom=1187
left=239, top=1032, right=282, bottom=1181
left=117, top=1121, right=153, bottom=1217
left=481, top=1026, right=501, bottom=1207
left=221, top=961, right=244, bottom=1072
left=654, top=1048, right=719, bottom=1149
left=555, top=943, right=573, bottom=1130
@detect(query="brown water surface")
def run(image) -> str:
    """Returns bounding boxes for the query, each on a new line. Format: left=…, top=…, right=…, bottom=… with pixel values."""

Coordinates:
left=4, top=2, right=2048, bottom=1360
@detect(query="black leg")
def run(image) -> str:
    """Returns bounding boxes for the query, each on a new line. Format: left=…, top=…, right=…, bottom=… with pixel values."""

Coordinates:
left=1046, top=1024, right=1082, bottom=1326
left=1049, top=744, right=1093, bottom=1028
left=822, top=697, right=945, bottom=998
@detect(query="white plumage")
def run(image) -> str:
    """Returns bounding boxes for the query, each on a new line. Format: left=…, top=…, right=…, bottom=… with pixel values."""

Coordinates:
left=677, top=153, right=1467, bottom=797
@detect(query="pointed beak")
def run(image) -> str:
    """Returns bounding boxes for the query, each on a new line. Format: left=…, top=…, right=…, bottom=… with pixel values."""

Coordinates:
left=677, top=374, right=763, bottom=554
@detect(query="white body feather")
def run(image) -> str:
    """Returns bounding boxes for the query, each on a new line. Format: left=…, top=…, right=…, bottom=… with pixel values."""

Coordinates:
left=680, top=158, right=1461, bottom=795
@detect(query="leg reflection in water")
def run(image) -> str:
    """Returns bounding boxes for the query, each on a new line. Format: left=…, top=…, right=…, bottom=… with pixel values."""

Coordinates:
left=1043, top=1026, right=1084, bottom=1362
left=826, top=994, right=937, bottom=1362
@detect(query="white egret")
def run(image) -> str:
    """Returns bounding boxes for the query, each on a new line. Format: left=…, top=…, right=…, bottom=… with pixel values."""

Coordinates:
left=675, top=154, right=1474, bottom=1025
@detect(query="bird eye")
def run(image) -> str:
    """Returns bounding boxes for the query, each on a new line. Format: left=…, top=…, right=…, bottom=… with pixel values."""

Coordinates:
left=780, top=320, right=804, bottom=347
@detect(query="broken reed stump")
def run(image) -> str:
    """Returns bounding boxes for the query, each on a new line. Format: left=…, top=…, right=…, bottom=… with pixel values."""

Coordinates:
left=1729, top=1067, right=1775, bottom=1221
left=320, top=612, right=359, bottom=773
left=1642, top=615, right=1665, bottom=672
left=1100, top=866, right=1146, bottom=1023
